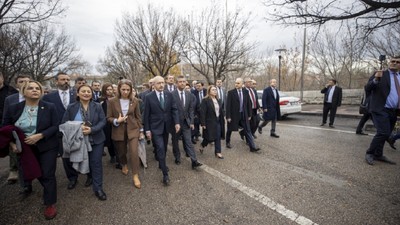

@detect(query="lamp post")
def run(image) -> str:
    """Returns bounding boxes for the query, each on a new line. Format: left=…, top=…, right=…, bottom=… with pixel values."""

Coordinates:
left=275, top=48, right=287, bottom=90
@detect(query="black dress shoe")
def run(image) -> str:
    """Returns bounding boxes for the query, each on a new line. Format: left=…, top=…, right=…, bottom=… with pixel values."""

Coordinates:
left=192, top=161, right=203, bottom=169
left=185, top=153, right=190, bottom=157
left=115, top=163, right=122, bottom=170
left=67, top=180, right=77, bottom=190
left=162, top=176, right=170, bottom=186
left=109, top=156, right=116, bottom=164
left=19, top=185, right=33, bottom=196
left=239, top=131, right=245, bottom=140
left=329, top=125, right=335, bottom=128
left=375, top=155, right=396, bottom=165
left=356, top=131, right=368, bottom=135
left=387, top=138, right=396, bottom=150
left=365, top=154, right=374, bottom=165
left=95, top=190, right=107, bottom=201
left=175, top=159, right=181, bottom=165
left=270, top=133, right=280, bottom=138
left=85, top=176, right=93, bottom=187
left=320, top=123, right=326, bottom=126
left=258, top=126, right=262, bottom=134
left=226, top=143, right=232, bottom=149
left=250, top=147, right=260, bottom=152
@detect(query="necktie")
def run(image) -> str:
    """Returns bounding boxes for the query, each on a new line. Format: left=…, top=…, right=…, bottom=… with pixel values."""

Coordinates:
left=325, top=87, right=331, bottom=102
left=62, top=91, right=67, bottom=109
left=199, top=92, right=203, bottom=102
left=180, top=91, right=185, bottom=107
left=218, top=88, right=223, bottom=103
left=239, top=89, right=243, bottom=112
left=249, top=88, right=256, bottom=109
left=393, top=73, right=400, bottom=109
left=159, top=92, right=164, bottom=109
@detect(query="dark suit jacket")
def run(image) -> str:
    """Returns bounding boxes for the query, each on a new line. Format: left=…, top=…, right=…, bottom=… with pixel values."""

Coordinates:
left=200, top=97, right=224, bottom=141
left=171, top=89, right=195, bottom=127
left=226, top=88, right=252, bottom=131
left=2, top=92, right=20, bottom=125
left=107, top=97, right=142, bottom=141
left=164, top=84, right=176, bottom=92
left=2, top=100, right=59, bottom=152
left=143, top=91, right=179, bottom=135
left=61, top=101, right=106, bottom=145
left=262, top=87, right=281, bottom=121
left=366, top=70, right=394, bottom=113
left=42, top=89, right=76, bottom=124
left=192, top=88, right=207, bottom=116
left=321, top=85, right=342, bottom=107
left=0, top=85, right=18, bottom=124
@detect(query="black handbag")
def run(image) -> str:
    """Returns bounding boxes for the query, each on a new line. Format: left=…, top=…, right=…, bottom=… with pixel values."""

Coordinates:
left=359, top=90, right=369, bottom=114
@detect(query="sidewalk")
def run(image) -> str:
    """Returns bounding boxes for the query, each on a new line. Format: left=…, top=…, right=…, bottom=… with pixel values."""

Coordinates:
left=300, top=104, right=362, bottom=119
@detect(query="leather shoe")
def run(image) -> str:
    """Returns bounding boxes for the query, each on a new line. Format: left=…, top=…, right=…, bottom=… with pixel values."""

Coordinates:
left=356, top=131, right=368, bottom=136
left=226, top=143, right=232, bottom=149
left=365, top=154, right=374, bottom=165
left=175, top=159, right=181, bottom=165
left=239, top=131, right=245, bottom=140
left=250, top=147, right=260, bottom=152
left=387, top=138, right=396, bottom=150
left=329, top=125, right=335, bottom=128
left=375, top=155, right=396, bottom=165
left=95, top=190, right=107, bottom=201
left=162, top=176, right=170, bottom=186
left=20, top=185, right=33, bottom=196
left=320, top=123, right=326, bottom=126
left=67, top=179, right=77, bottom=190
left=215, top=153, right=224, bottom=159
left=192, top=161, right=203, bottom=169
left=85, top=176, right=93, bottom=187
left=115, top=163, right=122, bottom=170
left=270, top=133, right=279, bottom=138
left=258, top=126, right=262, bottom=134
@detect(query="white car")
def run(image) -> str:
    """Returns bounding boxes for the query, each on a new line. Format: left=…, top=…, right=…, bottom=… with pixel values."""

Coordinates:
left=257, top=90, right=302, bottom=118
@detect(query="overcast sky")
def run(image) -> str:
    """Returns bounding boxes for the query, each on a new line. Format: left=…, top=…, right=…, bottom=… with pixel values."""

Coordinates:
left=61, top=0, right=300, bottom=74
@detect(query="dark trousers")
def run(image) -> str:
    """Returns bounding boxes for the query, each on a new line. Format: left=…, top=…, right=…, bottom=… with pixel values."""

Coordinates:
left=32, top=146, right=58, bottom=206
left=153, top=132, right=169, bottom=176
left=172, top=124, right=198, bottom=162
left=322, top=103, right=338, bottom=125
left=367, top=109, right=397, bottom=157
left=89, top=143, right=104, bottom=192
left=356, top=112, right=371, bottom=133
left=249, top=108, right=259, bottom=135
left=201, top=123, right=222, bottom=154
left=226, top=112, right=256, bottom=149
left=192, top=116, right=200, bottom=139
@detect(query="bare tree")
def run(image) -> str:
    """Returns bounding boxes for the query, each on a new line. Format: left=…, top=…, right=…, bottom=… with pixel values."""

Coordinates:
left=365, top=23, right=400, bottom=64
left=115, top=4, right=182, bottom=78
left=0, top=0, right=65, bottom=28
left=65, top=57, right=93, bottom=76
left=263, top=0, right=400, bottom=37
left=180, top=6, right=257, bottom=84
left=21, top=23, right=77, bottom=82
left=97, top=40, right=145, bottom=85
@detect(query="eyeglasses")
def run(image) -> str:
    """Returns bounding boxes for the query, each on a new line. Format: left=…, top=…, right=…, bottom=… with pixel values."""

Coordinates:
left=390, top=60, right=400, bottom=64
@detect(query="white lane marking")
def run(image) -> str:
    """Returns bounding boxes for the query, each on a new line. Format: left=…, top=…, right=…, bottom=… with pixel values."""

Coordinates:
left=200, top=164, right=319, bottom=225
left=279, top=123, right=373, bottom=135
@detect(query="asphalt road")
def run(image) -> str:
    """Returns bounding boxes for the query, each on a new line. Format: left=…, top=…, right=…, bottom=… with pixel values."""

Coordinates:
left=0, top=114, right=399, bottom=225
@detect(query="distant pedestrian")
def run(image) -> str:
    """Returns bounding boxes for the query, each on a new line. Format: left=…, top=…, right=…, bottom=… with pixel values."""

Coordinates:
left=258, top=78, right=281, bottom=138
left=320, top=79, right=342, bottom=128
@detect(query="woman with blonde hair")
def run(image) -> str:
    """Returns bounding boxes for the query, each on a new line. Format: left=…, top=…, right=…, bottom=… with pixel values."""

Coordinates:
left=199, top=85, right=225, bottom=159
left=107, top=79, right=144, bottom=189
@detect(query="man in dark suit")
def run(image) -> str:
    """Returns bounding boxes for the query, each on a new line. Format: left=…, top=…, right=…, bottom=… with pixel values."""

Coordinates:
left=258, top=78, right=281, bottom=137
left=226, top=78, right=260, bottom=152
left=0, top=72, right=30, bottom=186
left=164, top=74, right=176, bottom=92
left=42, top=72, right=86, bottom=190
left=144, top=75, right=180, bottom=186
left=171, top=75, right=202, bottom=169
left=242, top=78, right=260, bottom=138
left=191, top=81, right=207, bottom=143
left=91, top=80, right=102, bottom=102
left=320, top=79, right=342, bottom=128
left=364, top=55, right=400, bottom=165
left=216, top=79, right=226, bottom=139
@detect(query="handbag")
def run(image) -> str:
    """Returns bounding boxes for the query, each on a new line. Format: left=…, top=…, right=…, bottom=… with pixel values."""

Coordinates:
left=359, top=90, right=369, bottom=114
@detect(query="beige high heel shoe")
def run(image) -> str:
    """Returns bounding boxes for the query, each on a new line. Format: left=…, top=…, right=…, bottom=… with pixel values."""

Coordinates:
left=122, top=165, right=129, bottom=175
left=133, top=174, right=141, bottom=189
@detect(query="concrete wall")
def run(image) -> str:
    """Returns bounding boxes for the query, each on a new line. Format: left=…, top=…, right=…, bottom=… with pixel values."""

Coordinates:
left=283, top=89, right=363, bottom=105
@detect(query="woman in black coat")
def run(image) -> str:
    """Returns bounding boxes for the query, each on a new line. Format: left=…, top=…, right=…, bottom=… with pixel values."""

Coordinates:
left=199, top=85, right=225, bottom=159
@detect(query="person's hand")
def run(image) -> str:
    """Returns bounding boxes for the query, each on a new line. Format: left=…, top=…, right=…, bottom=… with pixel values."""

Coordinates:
left=117, top=113, right=128, bottom=124
left=190, top=124, right=194, bottom=130
left=227, top=118, right=231, bottom=123
left=375, top=70, right=383, bottom=79
left=248, top=117, right=251, bottom=120
left=146, top=131, right=152, bottom=140
left=82, top=125, right=91, bottom=135
left=24, top=133, right=44, bottom=145
left=202, top=125, right=206, bottom=130
left=9, top=142, right=18, bottom=153
left=175, top=124, right=181, bottom=133
left=139, top=132, right=145, bottom=140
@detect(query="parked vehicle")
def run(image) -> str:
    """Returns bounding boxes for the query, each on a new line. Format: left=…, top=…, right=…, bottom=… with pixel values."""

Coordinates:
left=257, top=90, right=302, bottom=118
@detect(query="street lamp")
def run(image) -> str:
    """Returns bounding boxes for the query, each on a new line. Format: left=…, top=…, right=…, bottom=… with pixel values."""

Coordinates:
left=275, top=48, right=287, bottom=90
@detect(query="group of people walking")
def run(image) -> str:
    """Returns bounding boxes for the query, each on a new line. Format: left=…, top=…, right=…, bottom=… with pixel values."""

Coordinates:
left=0, top=71, right=284, bottom=220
